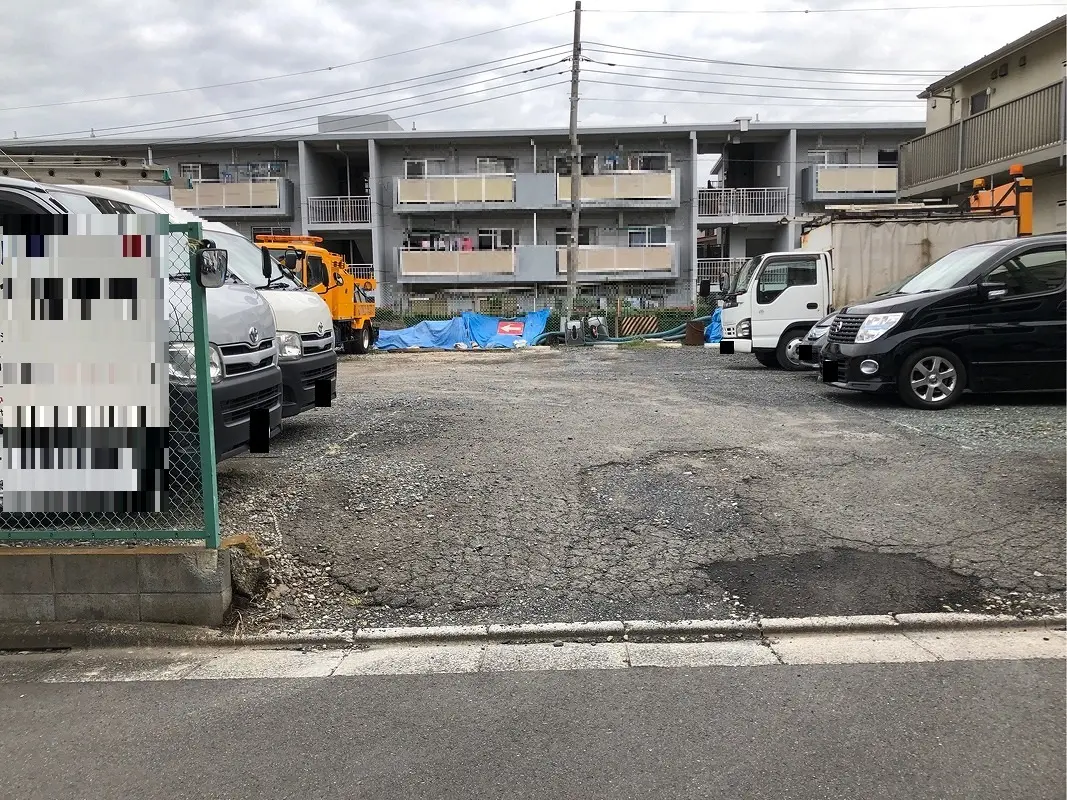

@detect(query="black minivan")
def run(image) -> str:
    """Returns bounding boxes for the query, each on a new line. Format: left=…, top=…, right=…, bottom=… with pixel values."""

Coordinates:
left=820, top=233, right=1066, bottom=410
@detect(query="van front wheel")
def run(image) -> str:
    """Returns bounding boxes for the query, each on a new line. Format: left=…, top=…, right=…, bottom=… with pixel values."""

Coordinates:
left=898, top=348, right=966, bottom=410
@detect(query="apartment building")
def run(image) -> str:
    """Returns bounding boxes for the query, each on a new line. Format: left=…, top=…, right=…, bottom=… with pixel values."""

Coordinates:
left=0, top=114, right=923, bottom=312
left=898, top=15, right=1066, bottom=234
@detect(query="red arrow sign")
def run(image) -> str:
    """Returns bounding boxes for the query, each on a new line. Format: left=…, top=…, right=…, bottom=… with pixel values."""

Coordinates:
left=497, top=321, right=525, bottom=336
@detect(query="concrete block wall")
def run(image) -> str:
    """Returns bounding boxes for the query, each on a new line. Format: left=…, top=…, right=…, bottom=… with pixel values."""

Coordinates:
left=0, top=547, right=232, bottom=626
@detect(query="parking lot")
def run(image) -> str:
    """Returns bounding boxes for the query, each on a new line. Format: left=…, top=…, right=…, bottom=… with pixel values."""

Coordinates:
left=217, top=347, right=1067, bottom=632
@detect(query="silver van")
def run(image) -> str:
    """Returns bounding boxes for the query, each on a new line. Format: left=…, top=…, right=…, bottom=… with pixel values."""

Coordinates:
left=0, top=176, right=283, bottom=462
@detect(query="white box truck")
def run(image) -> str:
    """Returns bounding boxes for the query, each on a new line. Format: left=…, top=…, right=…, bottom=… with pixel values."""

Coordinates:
left=717, top=208, right=1020, bottom=369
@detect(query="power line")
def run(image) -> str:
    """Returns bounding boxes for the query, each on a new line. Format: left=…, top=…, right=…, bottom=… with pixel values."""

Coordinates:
left=584, top=2, right=1064, bottom=12
left=0, top=11, right=572, bottom=113
left=580, top=95, right=924, bottom=110
left=580, top=64, right=923, bottom=95
left=156, top=74, right=570, bottom=145
left=582, top=78, right=922, bottom=104
left=25, top=49, right=571, bottom=140
left=579, top=55, right=927, bottom=89
left=585, top=41, right=950, bottom=75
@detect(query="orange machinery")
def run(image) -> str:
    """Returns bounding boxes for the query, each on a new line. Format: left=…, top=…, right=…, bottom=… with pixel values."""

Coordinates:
left=969, top=163, right=1033, bottom=236
left=255, top=234, right=378, bottom=354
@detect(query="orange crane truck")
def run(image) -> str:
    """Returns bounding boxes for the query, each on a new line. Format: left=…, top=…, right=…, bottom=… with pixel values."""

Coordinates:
left=254, top=234, right=378, bottom=354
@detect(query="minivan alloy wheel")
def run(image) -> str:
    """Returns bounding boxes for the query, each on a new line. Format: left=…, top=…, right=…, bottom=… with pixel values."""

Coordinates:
left=909, top=355, right=957, bottom=404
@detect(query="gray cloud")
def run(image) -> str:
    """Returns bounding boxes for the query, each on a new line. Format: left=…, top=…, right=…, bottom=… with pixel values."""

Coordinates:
left=0, top=0, right=1059, bottom=141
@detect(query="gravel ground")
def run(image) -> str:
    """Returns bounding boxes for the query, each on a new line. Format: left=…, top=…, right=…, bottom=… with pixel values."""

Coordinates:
left=216, top=346, right=1066, bottom=632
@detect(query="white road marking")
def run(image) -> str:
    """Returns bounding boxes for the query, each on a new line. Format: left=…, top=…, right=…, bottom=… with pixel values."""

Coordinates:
left=1, top=625, right=1063, bottom=683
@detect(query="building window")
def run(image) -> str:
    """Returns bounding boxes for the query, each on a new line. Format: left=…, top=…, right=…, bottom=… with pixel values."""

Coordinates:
left=477, top=228, right=515, bottom=250
left=219, top=162, right=286, bottom=182
left=178, top=163, right=221, bottom=181
left=629, top=153, right=670, bottom=171
left=405, top=158, right=448, bottom=178
left=554, top=227, right=595, bottom=246
left=877, top=149, right=899, bottom=167
left=807, top=149, right=850, bottom=165
left=628, top=226, right=669, bottom=246
left=251, top=226, right=291, bottom=239
left=555, top=154, right=597, bottom=176
left=476, top=157, right=516, bottom=174
left=969, top=91, right=989, bottom=115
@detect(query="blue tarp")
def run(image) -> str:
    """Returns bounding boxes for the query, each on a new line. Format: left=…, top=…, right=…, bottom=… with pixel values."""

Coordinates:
left=375, top=309, right=551, bottom=351
left=704, top=307, right=723, bottom=343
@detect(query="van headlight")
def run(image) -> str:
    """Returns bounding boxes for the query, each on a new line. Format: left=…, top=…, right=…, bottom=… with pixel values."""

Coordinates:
left=168, top=342, right=223, bottom=385
left=737, top=318, right=751, bottom=338
left=275, top=331, right=303, bottom=361
left=855, top=313, right=904, bottom=344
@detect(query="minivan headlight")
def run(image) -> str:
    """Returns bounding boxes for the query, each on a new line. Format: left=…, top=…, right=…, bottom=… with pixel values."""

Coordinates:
left=276, top=331, right=303, bottom=361
left=855, top=313, right=904, bottom=344
left=168, top=342, right=223, bottom=385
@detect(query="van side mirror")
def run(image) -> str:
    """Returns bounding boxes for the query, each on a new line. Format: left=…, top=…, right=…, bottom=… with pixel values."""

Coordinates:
left=284, top=248, right=299, bottom=271
left=980, top=280, right=1008, bottom=300
left=196, top=247, right=228, bottom=289
left=261, top=246, right=273, bottom=280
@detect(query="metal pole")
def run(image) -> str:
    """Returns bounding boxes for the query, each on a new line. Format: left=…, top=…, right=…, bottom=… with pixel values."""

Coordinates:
left=565, top=0, right=582, bottom=328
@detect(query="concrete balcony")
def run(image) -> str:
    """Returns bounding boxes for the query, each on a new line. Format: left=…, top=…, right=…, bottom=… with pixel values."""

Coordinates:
left=556, top=244, right=675, bottom=275
left=307, top=196, right=370, bottom=226
left=396, top=175, right=516, bottom=209
left=698, top=187, right=788, bottom=219
left=801, top=165, right=898, bottom=202
left=398, top=248, right=516, bottom=280
left=170, top=178, right=293, bottom=219
left=899, top=81, right=1065, bottom=195
left=555, top=170, right=678, bottom=206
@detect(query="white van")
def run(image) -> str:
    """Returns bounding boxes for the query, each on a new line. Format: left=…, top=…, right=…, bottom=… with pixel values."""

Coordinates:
left=64, top=186, right=338, bottom=419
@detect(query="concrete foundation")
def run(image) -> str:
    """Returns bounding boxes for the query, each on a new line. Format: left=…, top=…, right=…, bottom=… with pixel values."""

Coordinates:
left=0, top=547, right=231, bottom=626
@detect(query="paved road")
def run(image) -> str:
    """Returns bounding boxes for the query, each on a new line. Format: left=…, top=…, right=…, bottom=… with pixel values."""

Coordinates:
left=216, top=348, right=1066, bottom=632
left=2, top=657, right=1063, bottom=800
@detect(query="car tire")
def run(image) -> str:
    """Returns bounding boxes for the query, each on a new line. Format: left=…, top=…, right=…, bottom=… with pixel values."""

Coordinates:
left=775, top=327, right=811, bottom=371
left=897, top=347, right=967, bottom=410
left=754, top=351, right=779, bottom=368
left=351, top=322, right=373, bottom=354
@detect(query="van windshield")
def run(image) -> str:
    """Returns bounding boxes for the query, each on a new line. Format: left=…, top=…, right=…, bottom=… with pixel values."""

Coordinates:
left=208, top=229, right=304, bottom=290
left=897, top=243, right=1005, bottom=294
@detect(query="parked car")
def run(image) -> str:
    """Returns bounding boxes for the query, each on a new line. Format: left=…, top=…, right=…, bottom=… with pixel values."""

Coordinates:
left=798, top=273, right=921, bottom=368
left=819, top=233, right=1066, bottom=409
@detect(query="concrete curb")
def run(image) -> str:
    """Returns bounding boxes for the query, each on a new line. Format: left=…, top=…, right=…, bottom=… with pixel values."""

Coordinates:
left=1, top=612, right=1063, bottom=651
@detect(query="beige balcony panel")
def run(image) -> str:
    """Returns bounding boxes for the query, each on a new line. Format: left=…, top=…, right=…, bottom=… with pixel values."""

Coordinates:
left=482, top=176, right=515, bottom=202
left=171, top=181, right=281, bottom=209
left=397, top=176, right=515, bottom=204
left=427, top=180, right=457, bottom=203
left=556, top=172, right=674, bottom=201
left=400, top=249, right=515, bottom=276
left=558, top=246, right=673, bottom=273
left=397, top=179, right=429, bottom=203
left=817, top=167, right=898, bottom=193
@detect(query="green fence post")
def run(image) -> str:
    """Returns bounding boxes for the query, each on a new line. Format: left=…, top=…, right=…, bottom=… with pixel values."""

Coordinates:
left=182, top=222, right=221, bottom=549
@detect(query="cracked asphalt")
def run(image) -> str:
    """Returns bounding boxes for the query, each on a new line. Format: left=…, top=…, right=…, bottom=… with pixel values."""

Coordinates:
left=217, top=347, right=1066, bottom=631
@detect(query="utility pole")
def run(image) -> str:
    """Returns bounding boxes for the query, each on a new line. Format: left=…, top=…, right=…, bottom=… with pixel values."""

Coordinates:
left=565, top=0, right=582, bottom=330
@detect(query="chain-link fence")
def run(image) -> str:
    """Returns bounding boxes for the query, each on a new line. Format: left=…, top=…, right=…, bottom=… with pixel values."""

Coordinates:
left=0, top=220, right=219, bottom=545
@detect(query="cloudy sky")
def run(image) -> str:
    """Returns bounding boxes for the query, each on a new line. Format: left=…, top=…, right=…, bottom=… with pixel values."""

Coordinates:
left=0, top=0, right=1062, bottom=142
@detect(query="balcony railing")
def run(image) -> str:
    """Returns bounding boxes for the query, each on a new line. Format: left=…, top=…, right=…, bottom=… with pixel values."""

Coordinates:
left=308, top=196, right=370, bottom=225
left=396, top=175, right=515, bottom=204
left=555, top=170, right=676, bottom=203
left=696, top=257, right=748, bottom=284
left=399, top=248, right=516, bottom=277
left=346, top=263, right=374, bottom=280
left=556, top=244, right=674, bottom=274
left=812, top=165, right=898, bottom=193
left=698, top=187, right=788, bottom=217
left=899, top=81, right=1065, bottom=190
left=171, top=177, right=286, bottom=210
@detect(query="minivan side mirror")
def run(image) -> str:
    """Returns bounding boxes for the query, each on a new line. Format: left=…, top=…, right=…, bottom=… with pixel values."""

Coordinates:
left=261, top=246, right=273, bottom=280
left=196, top=247, right=228, bottom=289
left=980, top=280, right=1008, bottom=300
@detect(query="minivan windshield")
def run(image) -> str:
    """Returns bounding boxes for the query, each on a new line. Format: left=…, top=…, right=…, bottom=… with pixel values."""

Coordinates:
left=896, top=243, right=1005, bottom=294
left=208, top=228, right=304, bottom=290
